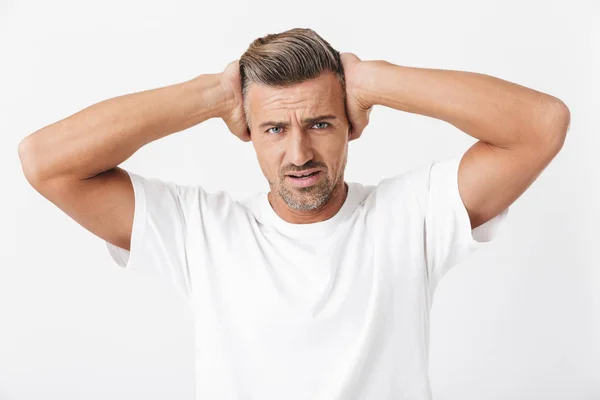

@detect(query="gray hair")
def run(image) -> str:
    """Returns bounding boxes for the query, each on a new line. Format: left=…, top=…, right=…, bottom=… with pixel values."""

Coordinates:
left=239, top=28, right=346, bottom=127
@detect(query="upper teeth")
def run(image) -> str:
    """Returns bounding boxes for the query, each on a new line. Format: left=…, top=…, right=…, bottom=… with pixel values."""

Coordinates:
left=294, top=172, right=313, bottom=177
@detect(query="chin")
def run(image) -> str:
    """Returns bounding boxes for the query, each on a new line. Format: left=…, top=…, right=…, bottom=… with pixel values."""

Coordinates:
left=283, top=182, right=333, bottom=208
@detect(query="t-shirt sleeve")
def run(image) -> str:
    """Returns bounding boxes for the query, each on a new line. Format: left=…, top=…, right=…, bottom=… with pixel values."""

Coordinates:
left=105, top=170, right=193, bottom=303
left=408, top=150, right=510, bottom=295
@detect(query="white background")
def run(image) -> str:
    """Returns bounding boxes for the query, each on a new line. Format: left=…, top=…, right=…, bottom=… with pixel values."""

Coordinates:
left=2, top=0, right=598, bottom=399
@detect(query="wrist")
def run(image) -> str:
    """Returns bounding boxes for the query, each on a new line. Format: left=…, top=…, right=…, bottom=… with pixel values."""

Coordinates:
left=188, top=73, right=235, bottom=120
left=355, top=60, right=389, bottom=107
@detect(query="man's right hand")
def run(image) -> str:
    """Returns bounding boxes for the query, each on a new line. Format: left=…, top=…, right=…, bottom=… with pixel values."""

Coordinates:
left=219, top=60, right=251, bottom=142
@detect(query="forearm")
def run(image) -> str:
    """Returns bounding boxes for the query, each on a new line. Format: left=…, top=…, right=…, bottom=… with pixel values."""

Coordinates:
left=19, top=73, right=230, bottom=181
left=360, top=60, right=568, bottom=148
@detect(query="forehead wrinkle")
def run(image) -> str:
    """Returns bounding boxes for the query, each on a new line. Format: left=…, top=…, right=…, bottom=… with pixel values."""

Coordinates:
left=247, top=75, right=345, bottom=129
left=258, top=94, right=331, bottom=124
left=263, top=87, right=329, bottom=106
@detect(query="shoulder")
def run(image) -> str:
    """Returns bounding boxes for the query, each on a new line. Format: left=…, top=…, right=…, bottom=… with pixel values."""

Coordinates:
left=368, top=166, right=430, bottom=206
left=137, top=175, right=254, bottom=223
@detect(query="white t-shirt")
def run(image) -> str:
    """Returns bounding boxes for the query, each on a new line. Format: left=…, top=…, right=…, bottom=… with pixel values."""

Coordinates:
left=106, top=149, right=509, bottom=399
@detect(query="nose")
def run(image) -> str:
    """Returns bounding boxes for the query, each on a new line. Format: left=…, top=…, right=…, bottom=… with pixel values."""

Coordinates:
left=286, top=127, right=314, bottom=167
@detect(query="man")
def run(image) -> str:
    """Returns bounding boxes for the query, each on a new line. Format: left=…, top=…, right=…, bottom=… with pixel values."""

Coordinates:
left=18, top=28, right=569, bottom=399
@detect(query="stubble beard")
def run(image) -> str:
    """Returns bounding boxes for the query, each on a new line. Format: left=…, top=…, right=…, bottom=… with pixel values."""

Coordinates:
left=270, top=151, right=348, bottom=212
left=277, top=174, right=334, bottom=212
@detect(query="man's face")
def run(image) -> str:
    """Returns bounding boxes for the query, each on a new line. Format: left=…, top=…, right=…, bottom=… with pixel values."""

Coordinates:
left=246, top=71, right=350, bottom=212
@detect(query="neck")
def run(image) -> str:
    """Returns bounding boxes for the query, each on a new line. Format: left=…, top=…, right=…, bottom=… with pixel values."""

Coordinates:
left=268, top=180, right=348, bottom=224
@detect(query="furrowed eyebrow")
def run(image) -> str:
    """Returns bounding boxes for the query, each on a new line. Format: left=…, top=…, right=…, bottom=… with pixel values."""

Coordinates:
left=258, top=114, right=337, bottom=129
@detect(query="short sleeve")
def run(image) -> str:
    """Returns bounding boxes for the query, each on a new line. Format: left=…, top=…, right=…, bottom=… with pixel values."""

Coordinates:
left=408, top=150, right=510, bottom=295
left=105, top=170, right=193, bottom=303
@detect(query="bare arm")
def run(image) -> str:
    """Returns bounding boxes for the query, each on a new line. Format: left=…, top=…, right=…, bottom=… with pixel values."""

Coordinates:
left=18, top=73, right=231, bottom=181
left=342, top=54, right=570, bottom=230
left=17, top=63, right=247, bottom=251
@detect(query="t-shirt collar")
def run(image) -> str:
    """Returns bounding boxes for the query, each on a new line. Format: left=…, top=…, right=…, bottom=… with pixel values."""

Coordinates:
left=260, top=182, right=358, bottom=238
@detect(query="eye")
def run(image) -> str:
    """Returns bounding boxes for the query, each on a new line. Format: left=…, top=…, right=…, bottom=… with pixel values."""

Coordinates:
left=313, top=122, right=330, bottom=129
left=267, top=126, right=283, bottom=134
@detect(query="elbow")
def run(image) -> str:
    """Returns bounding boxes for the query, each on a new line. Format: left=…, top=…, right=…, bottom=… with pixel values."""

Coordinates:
left=549, top=98, right=571, bottom=146
left=18, top=136, right=45, bottom=185
left=535, top=97, right=571, bottom=153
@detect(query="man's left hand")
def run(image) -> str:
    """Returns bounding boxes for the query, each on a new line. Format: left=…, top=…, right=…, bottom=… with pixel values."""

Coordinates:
left=340, top=52, right=374, bottom=141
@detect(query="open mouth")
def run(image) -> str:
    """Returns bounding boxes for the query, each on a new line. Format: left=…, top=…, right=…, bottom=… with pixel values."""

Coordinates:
left=288, top=171, right=319, bottom=179
left=286, top=171, right=322, bottom=187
